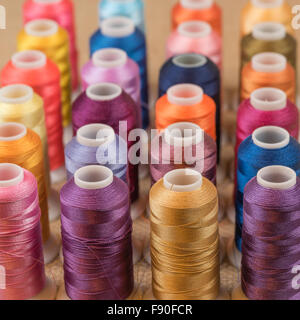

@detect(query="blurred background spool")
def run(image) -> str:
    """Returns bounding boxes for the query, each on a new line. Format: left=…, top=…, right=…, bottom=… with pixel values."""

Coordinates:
left=228, top=126, right=300, bottom=269
left=159, top=54, right=221, bottom=155
left=0, top=123, right=60, bottom=264
left=0, top=84, right=61, bottom=222
left=59, top=165, right=134, bottom=300
left=99, top=0, right=145, bottom=33
left=240, top=0, right=294, bottom=37
left=0, top=50, right=65, bottom=184
left=232, top=166, right=300, bottom=300
left=156, top=84, right=216, bottom=142
left=18, top=18, right=72, bottom=142
left=241, top=22, right=297, bottom=70
left=172, top=0, right=222, bottom=36
left=166, top=20, right=222, bottom=69
left=90, top=16, right=149, bottom=129
left=145, top=169, right=228, bottom=300
left=72, top=83, right=146, bottom=220
left=0, top=164, right=56, bottom=300
left=23, top=0, right=79, bottom=92
left=240, top=52, right=296, bottom=103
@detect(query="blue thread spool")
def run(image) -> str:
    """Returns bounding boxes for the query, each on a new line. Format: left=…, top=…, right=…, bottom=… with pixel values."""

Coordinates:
left=90, top=16, right=149, bottom=129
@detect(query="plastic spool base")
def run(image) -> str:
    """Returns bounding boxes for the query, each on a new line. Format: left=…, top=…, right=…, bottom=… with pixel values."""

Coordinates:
left=57, top=283, right=143, bottom=300
left=231, top=285, right=248, bottom=300
left=131, top=195, right=147, bottom=221
left=143, top=287, right=230, bottom=300
left=63, top=124, right=73, bottom=146
left=29, top=277, right=57, bottom=300
left=227, top=237, right=241, bottom=269
left=50, top=165, right=66, bottom=185
left=43, top=233, right=60, bottom=265
left=48, top=187, right=61, bottom=222
left=227, top=204, right=236, bottom=224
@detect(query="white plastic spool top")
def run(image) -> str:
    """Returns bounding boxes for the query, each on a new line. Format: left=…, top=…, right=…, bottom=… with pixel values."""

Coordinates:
left=86, top=83, right=122, bottom=101
left=77, top=123, right=115, bottom=147
left=0, top=84, right=33, bottom=104
left=251, top=0, right=283, bottom=9
left=25, top=19, right=59, bottom=37
left=252, top=126, right=290, bottom=149
left=34, top=0, right=62, bottom=3
left=257, top=166, right=297, bottom=190
left=92, top=48, right=127, bottom=68
left=178, top=21, right=212, bottom=38
left=0, top=122, right=27, bottom=142
left=12, top=50, right=47, bottom=70
left=167, top=83, right=203, bottom=106
left=74, top=165, right=114, bottom=190
left=0, top=164, right=24, bottom=188
left=252, top=22, right=286, bottom=41
left=101, top=17, right=135, bottom=37
left=180, top=0, right=214, bottom=10
left=173, top=53, right=207, bottom=68
left=163, top=168, right=203, bottom=192
left=251, top=52, right=287, bottom=73
left=164, top=122, right=204, bottom=147
left=250, top=88, right=286, bottom=111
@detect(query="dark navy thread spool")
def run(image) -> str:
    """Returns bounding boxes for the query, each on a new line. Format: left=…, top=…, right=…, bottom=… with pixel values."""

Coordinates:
left=228, top=126, right=300, bottom=269
left=159, top=53, right=221, bottom=158
left=90, top=16, right=149, bottom=129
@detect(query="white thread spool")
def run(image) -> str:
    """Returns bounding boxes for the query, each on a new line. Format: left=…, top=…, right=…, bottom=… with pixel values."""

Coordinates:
left=252, top=22, right=286, bottom=41
left=167, top=83, right=204, bottom=105
left=11, top=50, right=66, bottom=185
left=251, top=52, right=287, bottom=73
left=173, top=53, right=208, bottom=68
left=25, top=19, right=58, bottom=38
left=0, top=123, right=60, bottom=264
left=92, top=48, right=127, bottom=68
left=232, top=165, right=297, bottom=300
left=178, top=21, right=212, bottom=38
left=0, top=163, right=56, bottom=300
left=227, top=126, right=290, bottom=269
left=251, top=0, right=283, bottom=9
left=101, top=16, right=135, bottom=37
left=180, top=0, right=214, bottom=10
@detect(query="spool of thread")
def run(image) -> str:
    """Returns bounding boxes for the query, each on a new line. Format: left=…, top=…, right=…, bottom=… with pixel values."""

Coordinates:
left=150, top=122, right=217, bottom=185
left=18, top=19, right=72, bottom=127
left=1, top=50, right=65, bottom=181
left=232, top=166, right=300, bottom=300
left=236, top=88, right=299, bottom=153
left=241, top=22, right=297, bottom=70
left=65, top=123, right=128, bottom=183
left=230, top=126, right=300, bottom=269
left=99, top=0, right=145, bottom=33
left=149, top=169, right=220, bottom=300
left=72, top=83, right=145, bottom=218
left=241, top=0, right=294, bottom=36
left=90, top=16, right=149, bottom=128
left=0, top=164, right=56, bottom=300
left=166, top=21, right=222, bottom=69
left=159, top=54, right=221, bottom=153
left=60, top=165, right=134, bottom=300
left=81, top=48, right=142, bottom=127
left=172, top=0, right=222, bottom=35
left=156, top=84, right=216, bottom=141
left=240, top=52, right=296, bottom=103
left=23, top=0, right=79, bottom=91
left=0, top=123, right=59, bottom=264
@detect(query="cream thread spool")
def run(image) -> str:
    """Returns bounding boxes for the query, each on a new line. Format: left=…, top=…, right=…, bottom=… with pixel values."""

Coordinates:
left=232, top=165, right=297, bottom=300
left=0, top=123, right=60, bottom=264
left=0, top=163, right=56, bottom=300
left=227, top=126, right=291, bottom=269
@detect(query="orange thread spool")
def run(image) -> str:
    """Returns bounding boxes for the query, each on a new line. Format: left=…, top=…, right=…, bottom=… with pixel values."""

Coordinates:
left=156, top=84, right=216, bottom=141
left=172, top=0, right=222, bottom=36
left=240, top=52, right=296, bottom=103
left=241, top=0, right=294, bottom=36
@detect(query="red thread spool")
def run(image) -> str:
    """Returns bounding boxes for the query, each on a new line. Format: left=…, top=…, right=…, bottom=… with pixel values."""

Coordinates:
left=172, top=0, right=222, bottom=36
left=23, top=0, right=79, bottom=91
left=1, top=50, right=65, bottom=178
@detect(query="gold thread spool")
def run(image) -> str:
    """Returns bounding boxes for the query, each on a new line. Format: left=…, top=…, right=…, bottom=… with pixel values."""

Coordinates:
left=241, top=22, right=297, bottom=70
left=241, top=0, right=294, bottom=37
left=18, top=19, right=72, bottom=127
left=149, top=169, right=220, bottom=300
left=0, top=85, right=50, bottom=189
